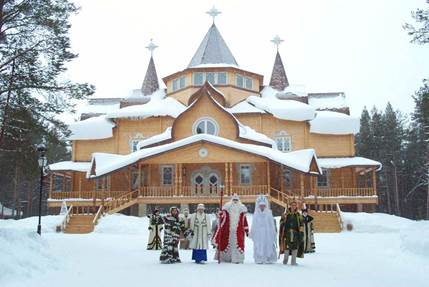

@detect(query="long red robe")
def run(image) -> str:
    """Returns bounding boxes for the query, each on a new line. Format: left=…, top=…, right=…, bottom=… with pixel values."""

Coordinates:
left=214, top=209, right=248, bottom=254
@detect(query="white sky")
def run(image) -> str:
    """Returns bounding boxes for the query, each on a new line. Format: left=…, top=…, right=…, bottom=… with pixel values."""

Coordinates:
left=66, top=0, right=429, bottom=117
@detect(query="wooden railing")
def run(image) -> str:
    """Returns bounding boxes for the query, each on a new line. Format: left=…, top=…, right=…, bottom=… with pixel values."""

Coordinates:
left=92, top=205, right=104, bottom=225
left=49, top=190, right=129, bottom=200
left=312, top=187, right=375, bottom=197
left=139, top=186, right=175, bottom=197
left=231, top=185, right=268, bottom=196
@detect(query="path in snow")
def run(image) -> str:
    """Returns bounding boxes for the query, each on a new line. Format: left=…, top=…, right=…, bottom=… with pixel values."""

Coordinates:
left=1, top=213, right=428, bottom=287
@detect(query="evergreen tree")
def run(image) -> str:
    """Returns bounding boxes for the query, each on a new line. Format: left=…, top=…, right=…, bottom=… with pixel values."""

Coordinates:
left=0, top=0, right=94, bottom=216
left=404, top=1, right=429, bottom=44
left=355, top=106, right=372, bottom=157
left=403, top=81, right=429, bottom=219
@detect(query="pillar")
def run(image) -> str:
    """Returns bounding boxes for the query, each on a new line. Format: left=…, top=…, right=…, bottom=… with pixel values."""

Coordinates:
left=266, top=161, right=271, bottom=194
left=300, top=174, right=304, bottom=198
left=229, top=162, right=233, bottom=195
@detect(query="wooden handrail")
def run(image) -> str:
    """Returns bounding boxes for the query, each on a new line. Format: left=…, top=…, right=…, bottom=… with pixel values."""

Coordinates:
left=93, top=205, right=104, bottom=225
left=336, top=203, right=343, bottom=230
left=60, top=204, right=73, bottom=232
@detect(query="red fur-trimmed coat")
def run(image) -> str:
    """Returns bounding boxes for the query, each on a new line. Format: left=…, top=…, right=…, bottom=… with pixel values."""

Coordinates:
left=214, top=209, right=249, bottom=254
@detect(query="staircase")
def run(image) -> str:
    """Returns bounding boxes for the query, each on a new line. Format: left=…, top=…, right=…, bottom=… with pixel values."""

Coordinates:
left=64, top=215, right=95, bottom=234
left=270, top=188, right=343, bottom=233
left=60, top=205, right=104, bottom=234
left=309, top=210, right=343, bottom=233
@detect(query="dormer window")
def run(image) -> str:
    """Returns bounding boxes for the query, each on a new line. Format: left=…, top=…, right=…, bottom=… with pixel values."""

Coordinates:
left=193, top=117, right=219, bottom=136
left=236, top=74, right=253, bottom=90
left=192, top=72, right=229, bottom=86
left=172, top=76, right=186, bottom=92
left=193, top=72, right=204, bottom=86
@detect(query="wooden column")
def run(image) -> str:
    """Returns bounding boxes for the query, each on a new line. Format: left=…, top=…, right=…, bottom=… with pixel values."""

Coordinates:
left=224, top=163, right=229, bottom=196
left=49, top=173, right=53, bottom=199
left=78, top=175, right=82, bottom=199
left=372, top=169, right=377, bottom=195
left=266, top=161, right=271, bottom=194
left=178, top=163, right=183, bottom=196
left=229, top=162, right=233, bottom=195
left=300, top=174, right=304, bottom=199
left=280, top=165, right=285, bottom=194
left=174, top=164, right=179, bottom=196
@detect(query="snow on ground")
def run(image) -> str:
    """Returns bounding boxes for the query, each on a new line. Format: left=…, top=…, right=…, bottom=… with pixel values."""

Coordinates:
left=1, top=213, right=428, bottom=287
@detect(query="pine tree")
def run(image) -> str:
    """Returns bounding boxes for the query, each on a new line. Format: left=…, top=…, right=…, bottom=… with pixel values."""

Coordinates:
left=0, top=0, right=93, bottom=216
left=404, top=1, right=429, bottom=44
left=403, top=80, right=429, bottom=219
left=355, top=107, right=372, bottom=157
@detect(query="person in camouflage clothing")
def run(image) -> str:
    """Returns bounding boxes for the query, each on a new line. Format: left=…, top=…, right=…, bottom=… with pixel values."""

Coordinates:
left=160, top=206, right=186, bottom=264
left=279, top=201, right=304, bottom=266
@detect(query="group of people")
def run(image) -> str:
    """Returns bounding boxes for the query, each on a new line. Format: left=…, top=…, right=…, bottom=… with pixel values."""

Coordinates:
left=146, top=194, right=315, bottom=265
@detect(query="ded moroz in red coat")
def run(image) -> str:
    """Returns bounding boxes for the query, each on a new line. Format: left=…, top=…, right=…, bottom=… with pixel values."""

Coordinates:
left=214, top=200, right=249, bottom=263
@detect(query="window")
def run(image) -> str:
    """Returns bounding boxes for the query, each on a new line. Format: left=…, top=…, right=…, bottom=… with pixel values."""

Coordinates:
left=193, top=118, right=219, bottom=135
left=283, top=167, right=292, bottom=188
left=274, top=131, right=292, bottom=152
left=317, top=169, right=329, bottom=187
left=129, top=140, right=140, bottom=152
left=131, top=168, right=144, bottom=190
left=96, top=176, right=109, bottom=191
left=245, top=77, right=253, bottom=90
left=161, top=165, right=174, bottom=185
left=172, top=76, right=186, bottom=92
left=240, top=164, right=252, bottom=185
left=236, top=74, right=243, bottom=88
left=217, top=72, right=227, bottom=84
left=193, top=72, right=204, bottom=86
left=206, top=72, right=215, bottom=84
left=53, top=175, right=63, bottom=192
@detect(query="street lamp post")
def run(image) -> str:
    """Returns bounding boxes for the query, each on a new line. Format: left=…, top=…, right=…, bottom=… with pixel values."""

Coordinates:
left=37, top=143, right=47, bottom=235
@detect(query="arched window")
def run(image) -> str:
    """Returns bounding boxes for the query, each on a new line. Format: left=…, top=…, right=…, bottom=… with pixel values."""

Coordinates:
left=192, top=117, right=219, bottom=136
left=274, top=131, right=292, bottom=152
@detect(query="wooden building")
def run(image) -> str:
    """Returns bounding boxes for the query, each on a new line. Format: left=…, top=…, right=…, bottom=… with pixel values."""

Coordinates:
left=49, top=13, right=381, bottom=233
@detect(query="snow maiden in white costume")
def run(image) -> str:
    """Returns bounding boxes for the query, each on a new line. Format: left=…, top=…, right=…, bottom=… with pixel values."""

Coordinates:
left=189, top=204, right=212, bottom=263
left=249, top=195, right=277, bottom=264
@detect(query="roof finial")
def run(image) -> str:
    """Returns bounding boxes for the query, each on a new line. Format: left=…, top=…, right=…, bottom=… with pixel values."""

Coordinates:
left=146, top=39, right=158, bottom=57
left=271, top=35, right=284, bottom=52
left=206, top=6, right=221, bottom=24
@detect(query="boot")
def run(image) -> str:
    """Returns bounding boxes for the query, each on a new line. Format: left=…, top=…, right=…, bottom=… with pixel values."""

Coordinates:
left=283, top=250, right=289, bottom=265
left=291, top=249, right=298, bottom=266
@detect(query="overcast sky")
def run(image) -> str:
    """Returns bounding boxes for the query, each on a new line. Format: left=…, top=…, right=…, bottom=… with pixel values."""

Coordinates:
left=66, top=0, right=429, bottom=117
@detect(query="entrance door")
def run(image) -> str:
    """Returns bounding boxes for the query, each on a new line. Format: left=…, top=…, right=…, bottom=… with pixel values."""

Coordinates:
left=191, top=167, right=221, bottom=196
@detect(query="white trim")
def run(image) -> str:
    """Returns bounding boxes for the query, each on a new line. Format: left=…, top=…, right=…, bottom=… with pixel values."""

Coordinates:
left=192, top=117, right=219, bottom=136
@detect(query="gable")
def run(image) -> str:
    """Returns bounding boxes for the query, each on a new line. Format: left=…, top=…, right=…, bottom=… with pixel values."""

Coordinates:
left=172, top=83, right=239, bottom=141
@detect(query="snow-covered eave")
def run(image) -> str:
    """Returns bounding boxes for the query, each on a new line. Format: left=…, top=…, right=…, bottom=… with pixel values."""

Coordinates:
left=318, top=157, right=382, bottom=171
left=88, top=134, right=320, bottom=179
left=137, top=127, right=173, bottom=149
left=68, top=115, right=116, bottom=141
left=49, top=161, right=91, bottom=173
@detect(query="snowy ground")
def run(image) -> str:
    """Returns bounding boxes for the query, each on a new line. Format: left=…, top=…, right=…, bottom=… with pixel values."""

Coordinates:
left=1, top=213, right=428, bottom=287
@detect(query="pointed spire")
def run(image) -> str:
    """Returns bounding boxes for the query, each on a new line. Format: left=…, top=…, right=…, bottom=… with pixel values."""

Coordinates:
left=269, top=36, right=289, bottom=90
left=188, top=8, right=238, bottom=68
left=142, top=39, right=160, bottom=96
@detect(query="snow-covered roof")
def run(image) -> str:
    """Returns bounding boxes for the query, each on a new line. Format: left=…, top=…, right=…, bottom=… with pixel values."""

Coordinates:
left=262, top=85, right=307, bottom=99
left=310, top=111, right=360, bottom=135
left=308, top=93, right=347, bottom=110
left=137, top=127, right=172, bottom=149
left=238, top=125, right=275, bottom=147
left=107, top=90, right=186, bottom=119
left=79, top=102, right=120, bottom=116
left=318, top=157, right=382, bottom=170
left=68, top=115, right=116, bottom=140
left=49, top=161, right=91, bottom=172
left=89, top=134, right=320, bottom=178
left=188, top=24, right=238, bottom=68
left=227, top=101, right=265, bottom=114
left=247, top=87, right=315, bottom=121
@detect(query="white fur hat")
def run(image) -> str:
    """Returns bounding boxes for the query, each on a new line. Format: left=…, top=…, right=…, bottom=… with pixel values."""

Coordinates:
left=197, top=203, right=205, bottom=210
